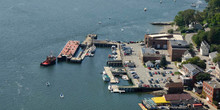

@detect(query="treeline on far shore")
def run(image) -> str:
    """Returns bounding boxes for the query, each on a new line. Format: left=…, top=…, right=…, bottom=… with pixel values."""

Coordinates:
left=173, top=0, right=220, bottom=53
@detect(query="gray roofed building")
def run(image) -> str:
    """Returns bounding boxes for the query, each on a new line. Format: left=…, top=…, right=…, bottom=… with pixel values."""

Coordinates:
left=169, top=40, right=189, bottom=48
left=182, top=63, right=204, bottom=76
left=209, top=51, right=218, bottom=61
left=141, top=47, right=156, bottom=54
left=145, top=61, right=154, bottom=67
left=140, top=47, right=163, bottom=63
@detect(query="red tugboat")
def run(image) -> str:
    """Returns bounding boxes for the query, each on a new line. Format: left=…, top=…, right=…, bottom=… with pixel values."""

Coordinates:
left=40, top=53, right=56, bottom=66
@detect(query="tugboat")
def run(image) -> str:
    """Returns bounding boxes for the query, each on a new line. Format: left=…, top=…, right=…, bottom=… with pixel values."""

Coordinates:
left=40, top=53, right=56, bottom=66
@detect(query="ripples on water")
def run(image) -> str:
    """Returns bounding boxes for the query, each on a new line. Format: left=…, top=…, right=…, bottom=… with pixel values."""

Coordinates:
left=0, top=0, right=207, bottom=109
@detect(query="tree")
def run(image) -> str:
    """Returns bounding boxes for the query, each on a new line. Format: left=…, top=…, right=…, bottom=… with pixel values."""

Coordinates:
left=213, top=53, right=220, bottom=63
left=182, top=56, right=206, bottom=69
left=174, top=9, right=196, bottom=27
left=160, top=55, right=167, bottom=67
left=196, top=73, right=211, bottom=82
left=168, top=29, right=174, bottom=34
left=207, top=27, right=220, bottom=44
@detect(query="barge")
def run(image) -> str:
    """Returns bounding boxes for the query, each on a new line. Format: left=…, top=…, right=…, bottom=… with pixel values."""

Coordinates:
left=57, top=40, right=80, bottom=62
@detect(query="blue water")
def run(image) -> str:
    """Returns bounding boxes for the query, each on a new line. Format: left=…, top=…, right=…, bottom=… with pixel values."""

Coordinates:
left=0, top=0, right=206, bottom=109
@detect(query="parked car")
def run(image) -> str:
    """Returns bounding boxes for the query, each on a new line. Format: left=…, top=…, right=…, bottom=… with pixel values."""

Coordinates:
left=154, top=72, right=157, bottom=75
left=211, top=67, right=215, bottom=69
left=162, top=73, right=166, bottom=77
left=158, top=71, right=161, bottom=74
left=148, top=67, right=151, bottom=70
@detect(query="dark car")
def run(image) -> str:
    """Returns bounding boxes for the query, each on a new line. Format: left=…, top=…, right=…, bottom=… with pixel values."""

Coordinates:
left=162, top=73, right=166, bottom=77
left=204, top=105, right=209, bottom=109
left=158, top=71, right=161, bottom=74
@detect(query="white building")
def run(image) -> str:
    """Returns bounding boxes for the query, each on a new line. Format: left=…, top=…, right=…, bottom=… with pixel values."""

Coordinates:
left=182, top=50, right=192, bottom=62
left=200, top=41, right=210, bottom=56
left=209, top=51, right=218, bottom=62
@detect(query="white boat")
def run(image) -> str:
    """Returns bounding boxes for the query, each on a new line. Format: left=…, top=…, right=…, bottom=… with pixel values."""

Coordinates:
left=121, top=28, right=124, bottom=32
left=160, top=0, right=162, bottom=4
left=89, top=45, right=96, bottom=54
left=108, top=85, right=112, bottom=91
left=122, top=75, right=129, bottom=81
left=46, top=82, right=50, bottom=86
left=144, top=8, right=147, bottom=11
left=103, top=71, right=107, bottom=75
left=191, top=3, right=196, bottom=7
left=98, top=21, right=102, bottom=24
left=60, top=93, right=64, bottom=98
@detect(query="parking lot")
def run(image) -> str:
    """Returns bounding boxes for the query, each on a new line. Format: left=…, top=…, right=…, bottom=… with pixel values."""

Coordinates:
left=121, top=43, right=181, bottom=88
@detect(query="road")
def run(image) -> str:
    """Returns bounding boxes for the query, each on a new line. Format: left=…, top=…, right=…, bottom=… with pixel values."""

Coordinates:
left=185, top=33, right=197, bottom=44
left=184, top=90, right=218, bottom=110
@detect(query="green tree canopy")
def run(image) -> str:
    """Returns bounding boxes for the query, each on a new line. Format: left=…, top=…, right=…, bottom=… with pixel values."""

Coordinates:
left=182, top=56, right=206, bottom=69
left=160, top=55, right=167, bottom=67
left=196, top=73, right=211, bottom=82
left=213, top=53, right=220, bottom=63
left=174, top=9, right=196, bottom=27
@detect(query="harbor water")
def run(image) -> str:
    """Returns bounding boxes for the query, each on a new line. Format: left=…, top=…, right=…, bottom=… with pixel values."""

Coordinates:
left=0, top=0, right=206, bottom=109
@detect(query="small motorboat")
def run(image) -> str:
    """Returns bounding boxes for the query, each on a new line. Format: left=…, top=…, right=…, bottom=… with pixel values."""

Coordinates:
left=121, top=28, right=124, bottom=32
left=98, top=21, right=102, bottom=24
left=144, top=8, right=147, bottom=11
left=60, top=93, right=64, bottom=98
left=46, top=82, right=50, bottom=86
left=191, top=3, right=196, bottom=7
left=160, top=0, right=162, bottom=4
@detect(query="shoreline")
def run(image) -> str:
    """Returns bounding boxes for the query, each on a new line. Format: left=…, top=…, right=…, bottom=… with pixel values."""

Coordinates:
left=159, top=23, right=178, bottom=33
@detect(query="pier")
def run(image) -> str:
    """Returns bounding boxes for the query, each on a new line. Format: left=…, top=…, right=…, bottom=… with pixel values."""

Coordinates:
left=104, top=67, right=119, bottom=84
left=150, top=21, right=172, bottom=25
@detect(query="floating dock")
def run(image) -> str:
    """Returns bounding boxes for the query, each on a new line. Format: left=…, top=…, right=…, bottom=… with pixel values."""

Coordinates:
left=57, top=40, right=80, bottom=61
left=104, top=67, right=119, bottom=84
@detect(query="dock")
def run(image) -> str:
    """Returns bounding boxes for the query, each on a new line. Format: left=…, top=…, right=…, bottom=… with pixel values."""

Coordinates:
left=104, top=67, right=119, bottom=84
left=57, top=40, right=80, bottom=61
left=109, top=85, right=125, bottom=93
left=70, top=47, right=89, bottom=63
left=150, top=21, right=172, bottom=25
left=138, top=103, right=148, bottom=110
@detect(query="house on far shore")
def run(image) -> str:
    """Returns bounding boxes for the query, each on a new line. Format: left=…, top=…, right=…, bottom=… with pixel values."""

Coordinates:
left=182, top=50, right=192, bottom=62
left=200, top=41, right=210, bottom=56
left=189, top=22, right=203, bottom=30
left=209, top=51, right=218, bottom=62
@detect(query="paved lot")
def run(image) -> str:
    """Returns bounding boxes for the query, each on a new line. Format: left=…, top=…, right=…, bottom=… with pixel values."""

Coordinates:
left=121, top=43, right=181, bottom=88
